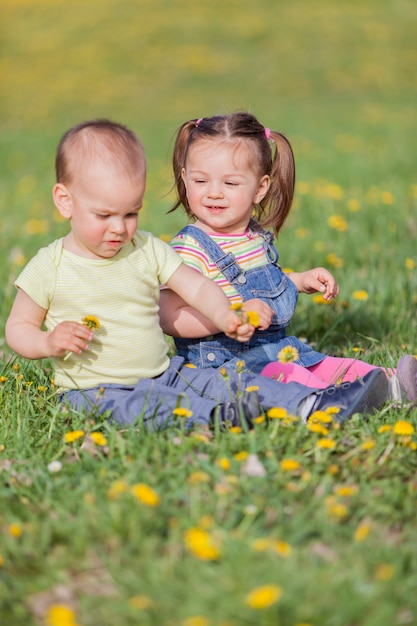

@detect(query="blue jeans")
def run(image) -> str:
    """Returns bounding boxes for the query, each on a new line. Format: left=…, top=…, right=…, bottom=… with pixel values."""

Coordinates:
left=61, top=356, right=316, bottom=428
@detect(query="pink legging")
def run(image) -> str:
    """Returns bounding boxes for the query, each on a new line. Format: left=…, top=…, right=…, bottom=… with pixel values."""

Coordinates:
left=261, top=356, right=394, bottom=388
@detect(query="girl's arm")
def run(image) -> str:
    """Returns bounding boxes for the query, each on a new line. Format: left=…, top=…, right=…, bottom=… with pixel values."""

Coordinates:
left=159, top=288, right=219, bottom=338
left=165, top=263, right=254, bottom=342
left=5, top=288, right=94, bottom=359
left=288, top=267, right=339, bottom=301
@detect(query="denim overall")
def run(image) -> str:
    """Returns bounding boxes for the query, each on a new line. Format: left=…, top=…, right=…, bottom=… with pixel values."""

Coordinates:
left=174, top=221, right=325, bottom=373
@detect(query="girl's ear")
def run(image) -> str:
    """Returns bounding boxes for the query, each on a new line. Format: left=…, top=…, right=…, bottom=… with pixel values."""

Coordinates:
left=52, top=183, right=72, bottom=219
left=180, top=167, right=187, bottom=187
left=253, top=175, right=270, bottom=204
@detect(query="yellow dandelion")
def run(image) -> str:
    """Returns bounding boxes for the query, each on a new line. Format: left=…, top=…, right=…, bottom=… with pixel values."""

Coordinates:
left=89, top=432, right=107, bottom=446
left=252, top=416, right=265, bottom=425
left=107, top=479, right=128, bottom=500
left=46, top=604, right=80, bottom=626
left=405, top=258, right=415, bottom=270
left=8, top=523, right=22, bottom=538
left=347, top=198, right=361, bottom=212
left=354, top=521, right=371, bottom=542
left=280, top=459, right=300, bottom=472
left=277, top=345, right=299, bottom=363
left=173, top=407, right=193, bottom=418
left=361, top=439, right=376, bottom=450
left=267, top=407, right=288, bottom=419
left=250, top=538, right=270, bottom=552
left=326, top=501, right=348, bottom=520
left=380, top=191, right=394, bottom=205
left=307, top=423, right=329, bottom=436
left=64, top=430, right=85, bottom=443
left=295, top=228, right=308, bottom=239
left=312, top=293, right=331, bottom=305
left=245, top=584, right=282, bottom=610
left=234, top=451, right=249, bottom=462
left=184, top=363, right=197, bottom=368
left=198, top=515, right=214, bottom=529
left=328, top=215, right=348, bottom=232
left=328, top=464, right=339, bottom=475
left=216, top=457, right=231, bottom=471
left=0, top=376, right=7, bottom=383
left=378, top=424, right=392, bottom=434
left=230, top=302, right=244, bottom=312
left=309, top=410, right=334, bottom=423
left=375, top=563, right=395, bottom=581
left=245, top=385, right=259, bottom=392
left=130, top=483, right=160, bottom=507
left=334, top=485, right=358, bottom=497
left=188, top=471, right=211, bottom=485
left=0, top=554, right=3, bottom=567
left=182, top=617, right=210, bottom=626
left=393, top=420, right=415, bottom=436
left=235, top=360, right=246, bottom=372
left=229, top=426, right=242, bottom=434
left=352, top=290, right=369, bottom=301
left=183, top=527, right=221, bottom=561
left=271, top=540, right=292, bottom=557
left=326, top=252, right=344, bottom=268
left=129, top=595, right=153, bottom=610
left=317, top=438, right=336, bottom=449
left=246, top=311, right=260, bottom=327
left=82, top=315, right=100, bottom=330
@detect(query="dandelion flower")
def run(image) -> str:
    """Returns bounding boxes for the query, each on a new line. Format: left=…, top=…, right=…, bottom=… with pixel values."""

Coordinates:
left=328, top=215, right=348, bottom=232
left=334, top=485, right=358, bottom=497
left=8, top=523, right=22, bottom=538
left=393, top=420, right=414, bottom=436
left=317, top=438, right=336, bottom=449
left=246, top=311, right=260, bottom=327
left=217, top=457, right=231, bottom=471
left=271, top=540, right=292, bottom=557
left=82, top=315, right=100, bottom=329
left=64, top=430, right=85, bottom=443
left=131, top=483, right=160, bottom=507
left=277, top=345, right=299, bottom=363
left=129, top=595, right=153, bottom=610
left=352, top=290, right=369, bottom=301
left=46, top=604, right=80, bottom=626
left=90, top=432, right=107, bottom=446
left=245, top=584, right=282, bottom=609
left=173, top=407, right=193, bottom=419
left=182, top=617, right=210, bottom=626
left=375, top=563, right=395, bottom=581
left=267, top=407, right=288, bottom=419
left=183, top=527, right=221, bottom=560
left=354, top=521, right=371, bottom=542
left=47, top=460, right=63, bottom=473
left=280, top=459, right=300, bottom=472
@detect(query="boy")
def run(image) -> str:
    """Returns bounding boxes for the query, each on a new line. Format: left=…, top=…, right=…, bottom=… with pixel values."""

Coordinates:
left=5, top=119, right=388, bottom=428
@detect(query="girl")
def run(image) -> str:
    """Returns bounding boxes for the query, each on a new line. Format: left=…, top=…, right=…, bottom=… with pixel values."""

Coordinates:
left=159, top=112, right=417, bottom=402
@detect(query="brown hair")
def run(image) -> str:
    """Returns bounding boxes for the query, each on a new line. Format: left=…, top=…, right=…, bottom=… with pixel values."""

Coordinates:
left=55, top=119, right=146, bottom=185
left=170, top=112, right=295, bottom=236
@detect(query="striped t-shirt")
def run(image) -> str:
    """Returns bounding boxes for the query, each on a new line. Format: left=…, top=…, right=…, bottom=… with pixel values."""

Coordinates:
left=170, top=227, right=270, bottom=304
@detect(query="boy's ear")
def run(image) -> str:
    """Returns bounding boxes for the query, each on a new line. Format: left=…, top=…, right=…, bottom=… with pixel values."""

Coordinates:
left=52, top=183, right=72, bottom=219
left=253, top=175, right=270, bottom=204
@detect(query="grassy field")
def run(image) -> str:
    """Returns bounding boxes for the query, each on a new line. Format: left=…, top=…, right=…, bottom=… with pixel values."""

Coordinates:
left=1, top=1, right=417, bottom=625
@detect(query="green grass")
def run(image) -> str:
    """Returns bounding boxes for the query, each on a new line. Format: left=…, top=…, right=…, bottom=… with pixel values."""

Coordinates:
left=1, top=0, right=417, bottom=624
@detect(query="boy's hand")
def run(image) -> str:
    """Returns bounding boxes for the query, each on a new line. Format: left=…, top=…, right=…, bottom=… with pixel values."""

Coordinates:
left=47, top=321, right=94, bottom=358
left=242, top=299, right=273, bottom=330
left=288, top=268, right=339, bottom=301
left=223, top=312, right=255, bottom=342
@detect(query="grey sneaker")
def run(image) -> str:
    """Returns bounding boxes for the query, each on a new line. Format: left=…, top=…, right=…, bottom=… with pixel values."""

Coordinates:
left=396, top=355, right=417, bottom=402
left=212, top=390, right=261, bottom=429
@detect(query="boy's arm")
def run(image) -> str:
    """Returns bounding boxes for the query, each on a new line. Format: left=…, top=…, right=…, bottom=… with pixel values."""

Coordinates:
left=165, top=264, right=254, bottom=342
left=5, top=288, right=94, bottom=359
left=159, top=288, right=219, bottom=338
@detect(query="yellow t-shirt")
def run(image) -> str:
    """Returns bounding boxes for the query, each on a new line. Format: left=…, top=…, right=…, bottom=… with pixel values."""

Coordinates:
left=15, top=232, right=183, bottom=390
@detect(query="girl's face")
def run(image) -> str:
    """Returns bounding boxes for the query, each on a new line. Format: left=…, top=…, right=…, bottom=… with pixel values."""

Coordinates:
left=53, top=159, right=145, bottom=259
left=181, top=139, right=270, bottom=235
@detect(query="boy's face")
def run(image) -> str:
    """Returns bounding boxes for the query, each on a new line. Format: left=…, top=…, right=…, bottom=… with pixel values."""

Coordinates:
left=54, top=159, right=146, bottom=259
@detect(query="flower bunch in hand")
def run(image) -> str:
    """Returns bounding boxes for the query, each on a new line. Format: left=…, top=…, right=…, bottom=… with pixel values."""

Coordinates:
left=230, top=303, right=260, bottom=328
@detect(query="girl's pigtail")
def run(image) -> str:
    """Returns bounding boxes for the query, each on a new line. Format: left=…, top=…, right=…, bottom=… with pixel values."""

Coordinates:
left=169, top=120, right=197, bottom=215
left=261, top=131, right=295, bottom=236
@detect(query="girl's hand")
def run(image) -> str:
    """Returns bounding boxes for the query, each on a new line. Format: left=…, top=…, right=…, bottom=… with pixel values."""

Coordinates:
left=242, top=299, right=274, bottom=330
left=288, top=268, right=339, bottom=301
left=46, top=321, right=94, bottom=358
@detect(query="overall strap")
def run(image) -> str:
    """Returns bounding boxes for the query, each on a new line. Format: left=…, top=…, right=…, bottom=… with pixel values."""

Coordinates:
left=177, top=224, right=247, bottom=284
left=248, top=219, right=279, bottom=264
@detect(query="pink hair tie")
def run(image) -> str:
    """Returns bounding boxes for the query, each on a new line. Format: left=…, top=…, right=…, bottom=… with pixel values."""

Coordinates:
left=264, top=127, right=271, bottom=139
left=195, top=118, right=203, bottom=127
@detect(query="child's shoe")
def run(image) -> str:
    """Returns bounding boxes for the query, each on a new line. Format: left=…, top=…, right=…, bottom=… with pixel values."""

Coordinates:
left=212, top=390, right=261, bottom=429
left=395, top=355, right=417, bottom=402
left=305, top=369, right=388, bottom=422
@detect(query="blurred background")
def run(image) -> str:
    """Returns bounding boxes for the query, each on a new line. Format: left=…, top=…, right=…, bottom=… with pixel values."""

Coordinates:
left=1, top=0, right=416, bottom=349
